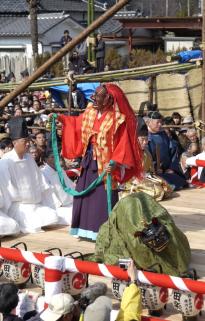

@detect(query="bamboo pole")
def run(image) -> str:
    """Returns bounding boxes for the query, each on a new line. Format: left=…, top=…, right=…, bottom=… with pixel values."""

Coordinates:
left=0, top=61, right=193, bottom=89
left=0, top=63, right=198, bottom=93
left=0, top=0, right=129, bottom=109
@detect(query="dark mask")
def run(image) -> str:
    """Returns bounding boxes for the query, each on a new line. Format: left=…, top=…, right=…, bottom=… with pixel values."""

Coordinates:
left=134, top=217, right=170, bottom=252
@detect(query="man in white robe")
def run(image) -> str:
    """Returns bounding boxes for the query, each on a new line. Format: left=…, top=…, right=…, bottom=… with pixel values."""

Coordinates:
left=2, top=117, right=59, bottom=233
left=41, top=151, right=74, bottom=225
left=0, top=159, right=20, bottom=236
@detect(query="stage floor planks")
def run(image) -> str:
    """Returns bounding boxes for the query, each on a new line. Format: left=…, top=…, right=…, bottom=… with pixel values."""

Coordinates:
left=1, top=188, right=205, bottom=320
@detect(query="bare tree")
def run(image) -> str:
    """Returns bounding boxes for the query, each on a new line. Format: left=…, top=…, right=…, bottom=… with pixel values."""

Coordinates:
left=27, top=0, right=39, bottom=69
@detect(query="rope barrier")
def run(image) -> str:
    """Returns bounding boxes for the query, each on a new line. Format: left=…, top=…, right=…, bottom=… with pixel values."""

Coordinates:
left=1, top=247, right=205, bottom=294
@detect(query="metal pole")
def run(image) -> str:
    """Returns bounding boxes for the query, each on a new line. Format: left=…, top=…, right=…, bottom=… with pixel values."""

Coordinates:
left=0, top=0, right=129, bottom=109
left=165, top=0, right=169, bottom=16
left=187, top=0, right=190, bottom=16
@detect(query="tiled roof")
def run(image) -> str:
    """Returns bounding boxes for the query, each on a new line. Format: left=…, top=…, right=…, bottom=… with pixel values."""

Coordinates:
left=40, top=0, right=103, bottom=13
left=0, top=0, right=29, bottom=13
left=0, top=0, right=103, bottom=14
left=0, top=13, right=73, bottom=36
left=99, top=17, right=122, bottom=35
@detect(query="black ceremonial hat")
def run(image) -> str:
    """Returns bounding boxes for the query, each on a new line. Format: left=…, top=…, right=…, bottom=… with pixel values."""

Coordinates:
left=148, top=111, right=162, bottom=120
left=137, top=117, right=148, bottom=137
left=8, top=117, right=28, bottom=140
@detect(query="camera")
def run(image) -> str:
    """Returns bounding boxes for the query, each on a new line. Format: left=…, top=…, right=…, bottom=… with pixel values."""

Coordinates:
left=118, top=258, right=132, bottom=270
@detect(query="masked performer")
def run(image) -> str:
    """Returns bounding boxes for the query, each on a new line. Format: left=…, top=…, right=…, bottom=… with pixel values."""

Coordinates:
left=94, top=192, right=191, bottom=276
left=57, top=84, right=142, bottom=240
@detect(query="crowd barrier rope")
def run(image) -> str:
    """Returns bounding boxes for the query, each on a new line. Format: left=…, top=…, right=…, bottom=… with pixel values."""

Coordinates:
left=0, top=247, right=180, bottom=320
left=1, top=246, right=205, bottom=295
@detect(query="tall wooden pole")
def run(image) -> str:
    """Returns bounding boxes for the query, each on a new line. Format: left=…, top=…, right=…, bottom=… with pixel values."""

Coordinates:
left=0, top=0, right=129, bottom=109
left=87, top=0, right=95, bottom=63
left=27, top=0, right=39, bottom=69
left=202, top=0, right=205, bottom=129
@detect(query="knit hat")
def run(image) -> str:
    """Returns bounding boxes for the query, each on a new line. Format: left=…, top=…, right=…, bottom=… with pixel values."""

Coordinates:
left=40, top=293, right=75, bottom=321
left=84, top=296, right=112, bottom=321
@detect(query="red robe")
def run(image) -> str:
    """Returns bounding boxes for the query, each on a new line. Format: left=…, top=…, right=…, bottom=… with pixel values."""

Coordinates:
left=58, top=108, right=141, bottom=183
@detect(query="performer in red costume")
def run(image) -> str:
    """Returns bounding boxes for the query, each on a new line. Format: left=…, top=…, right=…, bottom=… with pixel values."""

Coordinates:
left=58, top=84, right=142, bottom=240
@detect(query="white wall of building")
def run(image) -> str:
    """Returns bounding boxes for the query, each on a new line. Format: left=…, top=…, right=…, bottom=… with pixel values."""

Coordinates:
left=0, top=37, right=42, bottom=58
left=39, top=18, right=86, bottom=54
left=164, top=38, right=195, bottom=52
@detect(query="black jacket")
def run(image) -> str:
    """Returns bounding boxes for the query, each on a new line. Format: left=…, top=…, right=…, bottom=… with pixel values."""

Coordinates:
left=95, top=40, right=105, bottom=59
left=70, top=89, right=87, bottom=110
left=25, top=314, right=43, bottom=321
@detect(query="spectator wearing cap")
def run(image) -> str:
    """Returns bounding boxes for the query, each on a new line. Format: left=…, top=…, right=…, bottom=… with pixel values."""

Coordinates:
left=84, top=296, right=112, bottom=321
left=29, top=293, right=76, bottom=321
left=182, top=115, right=193, bottom=126
left=147, top=111, right=187, bottom=190
left=0, top=283, right=23, bottom=321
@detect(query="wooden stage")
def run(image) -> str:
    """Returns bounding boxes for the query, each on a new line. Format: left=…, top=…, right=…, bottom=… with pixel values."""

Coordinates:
left=1, top=188, right=205, bottom=320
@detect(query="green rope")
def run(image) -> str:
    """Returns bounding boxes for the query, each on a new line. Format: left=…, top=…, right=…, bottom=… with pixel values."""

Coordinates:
left=51, top=114, right=113, bottom=214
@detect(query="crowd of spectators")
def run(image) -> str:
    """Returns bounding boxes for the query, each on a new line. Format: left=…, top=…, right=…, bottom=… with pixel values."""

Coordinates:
left=0, top=87, right=87, bottom=169
left=0, top=260, right=141, bottom=321
left=142, top=109, right=204, bottom=190
left=0, top=82, right=204, bottom=190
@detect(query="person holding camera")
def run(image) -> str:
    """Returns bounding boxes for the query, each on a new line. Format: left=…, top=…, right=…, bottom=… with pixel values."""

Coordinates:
left=115, top=260, right=142, bottom=321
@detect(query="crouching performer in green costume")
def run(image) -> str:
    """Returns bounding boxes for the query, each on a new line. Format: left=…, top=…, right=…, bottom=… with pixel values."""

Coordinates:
left=94, top=192, right=191, bottom=276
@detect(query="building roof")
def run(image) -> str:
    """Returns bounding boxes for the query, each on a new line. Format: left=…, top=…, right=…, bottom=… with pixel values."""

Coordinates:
left=99, top=17, right=122, bottom=35
left=0, top=0, right=29, bottom=13
left=0, top=12, right=83, bottom=36
left=117, top=16, right=202, bottom=30
left=0, top=0, right=103, bottom=14
left=40, top=0, right=103, bottom=13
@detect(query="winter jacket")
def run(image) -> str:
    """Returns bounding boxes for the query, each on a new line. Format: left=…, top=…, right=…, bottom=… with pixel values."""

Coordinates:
left=116, top=284, right=142, bottom=321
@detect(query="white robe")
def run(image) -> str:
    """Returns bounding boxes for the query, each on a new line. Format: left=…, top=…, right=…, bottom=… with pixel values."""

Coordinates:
left=41, top=164, right=74, bottom=225
left=0, top=159, right=20, bottom=236
left=186, top=151, right=205, bottom=179
left=2, top=149, right=59, bottom=233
